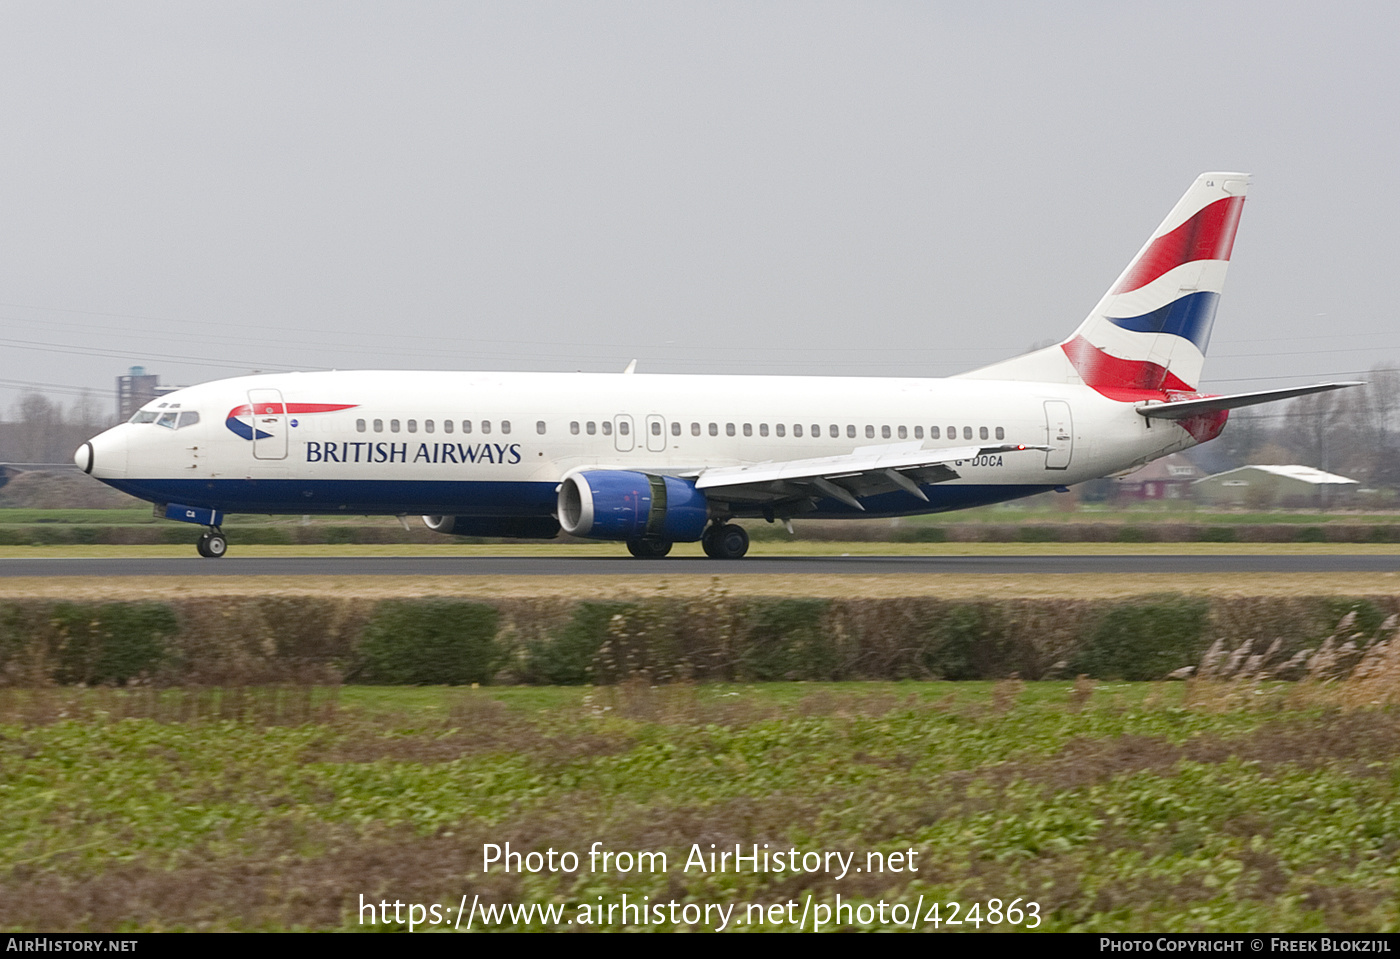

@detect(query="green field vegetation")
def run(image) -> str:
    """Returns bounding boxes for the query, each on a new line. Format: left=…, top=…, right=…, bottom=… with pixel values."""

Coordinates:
left=2, top=678, right=1399, bottom=932
left=7, top=542, right=1400, bottom=563
left=10, top=502, right=1400, bottom=526
left=6, top=504, right=1400, bottom=546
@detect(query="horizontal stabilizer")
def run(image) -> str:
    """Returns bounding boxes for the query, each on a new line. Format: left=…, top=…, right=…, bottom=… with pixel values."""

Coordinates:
left=1136, top=382, right=1361, bottom=420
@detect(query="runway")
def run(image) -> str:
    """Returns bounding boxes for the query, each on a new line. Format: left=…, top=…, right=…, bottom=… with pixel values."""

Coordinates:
left=3, top=554, right=1400, bottom=577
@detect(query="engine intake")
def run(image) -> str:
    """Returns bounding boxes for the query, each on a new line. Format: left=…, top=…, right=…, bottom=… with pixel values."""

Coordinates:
left=557, top=470, right=708, bottom=542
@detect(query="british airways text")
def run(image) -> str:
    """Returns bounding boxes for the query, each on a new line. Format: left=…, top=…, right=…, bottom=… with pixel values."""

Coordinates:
left=304, top=442, right=523, bottom=465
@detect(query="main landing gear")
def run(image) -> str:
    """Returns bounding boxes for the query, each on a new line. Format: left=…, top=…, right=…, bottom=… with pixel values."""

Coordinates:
left=196, top=527, right=228, bottom=558
left=701, top=522, right=749, bottom=560
left=626, top=538, right=673, bottom=558
left=624, top=524, right=749, bottom=559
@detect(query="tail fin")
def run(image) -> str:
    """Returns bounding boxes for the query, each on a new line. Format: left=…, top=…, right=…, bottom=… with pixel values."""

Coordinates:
left=960, top=172, right=1249, bottom=399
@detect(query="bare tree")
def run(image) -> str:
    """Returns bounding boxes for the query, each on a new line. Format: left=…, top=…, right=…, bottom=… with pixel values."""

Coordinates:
left=10, top=393, right=64, bottom=463
left=68, top=390, right=106, bottom=435
left=1362, top=366, right=1400, bottom=487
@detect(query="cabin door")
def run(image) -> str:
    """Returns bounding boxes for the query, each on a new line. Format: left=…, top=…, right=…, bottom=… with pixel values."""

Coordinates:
left=613, top=414, right=635, bottom=453
left=248, top=388, right=288, bottom=460
left=1043, top=400, right=1073, bottom=470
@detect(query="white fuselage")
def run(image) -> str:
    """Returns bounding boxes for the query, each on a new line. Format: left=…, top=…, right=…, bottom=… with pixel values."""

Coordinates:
left=81, top=368, right=1203, bottom=521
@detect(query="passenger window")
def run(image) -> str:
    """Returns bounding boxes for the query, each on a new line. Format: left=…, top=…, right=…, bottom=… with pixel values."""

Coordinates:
left=709, top=423, right=718, bottom=436
left=462, top=421, right=472, bottom=434
left=156, top=412, right=178, bottom=429
left=444, top=420, right=454, bottom=434
left=570, top=421, right=580, bottom=435
left=726, top=423, right=735, bottom=437
left=963, top=426, right=973, bottom=440
left=846, top=425, right=856, bottom=439
left=947, top=426, right=956, bottom=439
left=356, top=419, right=367, bottom=433
left=617, top=421, right=628, bottom=436
left=742, top=423, right=751, bottom=437
left=914, top=426, right=923, bottom=439
left=537, top=421, right=546, bottom=435
left=811, top=424, right=819, bottom=438
left=980, top=426, right=989, bottom=440
left=882, top=425, right=892, bottom=439
left=482, top=421, right=492, bottom=434
left=651, top=421, right=662, bottom=435
left=793, top=424, right=803, bottom=437
left=501, top=421, right=511, bottom=434
left=691, top=422, right=700, bottom=436
left=759, top=424, right=768, bottom=437
left=865, top=425, right=875, bottom=439
left=829, top=425, right=839, bottom=438
left=602, top=421, right=613, bottom=436
left=930, top=426, right=939, bottom=439
left=425, top=420, right=435, bottom=434
left=586, top=421, right=596, bottom=435
left=407, top=420, right=417, bottom=433
left=671, top=422, right=681, bottom=436
left=996, top=427, right=1005, bottom=440
left=177, top=411, right=200, bottom=429
left=374, top=419, right=384, bottom=432
left=776, top=424, right=785, bottom=437
left=390, top=419, right=401, bottom=433
left=897, top=426, right=906, bottom=439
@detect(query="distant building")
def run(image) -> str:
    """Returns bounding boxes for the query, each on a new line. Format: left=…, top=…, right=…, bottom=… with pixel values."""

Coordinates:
left=116, top=367, right=177, bottom=421
left=1114, top=453, right=1204, bottom=502
left=1194, top=465, right=1358, bottom=508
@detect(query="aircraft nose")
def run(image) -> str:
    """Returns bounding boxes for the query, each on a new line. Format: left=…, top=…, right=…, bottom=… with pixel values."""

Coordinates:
left=80, top=428, right=129, bottom=479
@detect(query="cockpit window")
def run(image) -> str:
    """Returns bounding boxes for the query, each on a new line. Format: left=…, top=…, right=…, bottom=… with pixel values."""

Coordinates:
left=130, top=407, right=200, bottom=427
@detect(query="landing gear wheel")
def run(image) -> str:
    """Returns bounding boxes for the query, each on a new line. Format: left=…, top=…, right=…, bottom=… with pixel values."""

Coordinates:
left=703, top=523, right=749, bottom=559
left=626, top=538, right=673, bottom=558
left=197, top=530, right=228, bottom=559
left=701, top=524, right=722, bottom=557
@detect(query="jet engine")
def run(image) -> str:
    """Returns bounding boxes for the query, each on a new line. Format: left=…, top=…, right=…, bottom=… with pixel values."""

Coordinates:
left=422, top=515, right=561, bottom=539
left=556, top=470, right=709, bottom=542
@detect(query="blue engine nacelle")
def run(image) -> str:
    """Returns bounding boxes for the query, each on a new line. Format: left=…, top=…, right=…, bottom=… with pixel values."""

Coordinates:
left=557, top=470, right=710, bottom=542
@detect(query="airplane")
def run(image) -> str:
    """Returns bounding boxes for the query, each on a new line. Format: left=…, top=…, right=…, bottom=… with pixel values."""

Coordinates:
left=75, top=172, right=1356, bottom=559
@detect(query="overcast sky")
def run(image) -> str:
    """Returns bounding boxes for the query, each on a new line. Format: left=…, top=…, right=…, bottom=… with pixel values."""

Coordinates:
left=0, top=1, right=1396, bottom=419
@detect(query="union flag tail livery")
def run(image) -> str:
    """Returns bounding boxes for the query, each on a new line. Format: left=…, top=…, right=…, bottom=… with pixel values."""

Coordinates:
left=961, top=172, right=1249, bottom=398
left=76, top=173, right=1358, bottom=559
left=1070, top=173, right=1246, bottom=399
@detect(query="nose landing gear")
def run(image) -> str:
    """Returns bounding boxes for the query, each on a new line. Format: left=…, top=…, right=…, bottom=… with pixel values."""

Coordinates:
left=196, top=528, right=228, bottom=558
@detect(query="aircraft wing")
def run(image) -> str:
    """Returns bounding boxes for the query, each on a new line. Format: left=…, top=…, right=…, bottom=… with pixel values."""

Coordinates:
left=688, top=442, right=1046, bottom=511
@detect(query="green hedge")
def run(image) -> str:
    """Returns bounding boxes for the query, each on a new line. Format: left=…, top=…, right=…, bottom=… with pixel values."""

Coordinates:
left=0, top=601, right=177, bottom=684
left=0, top=593, right=1396, bottom=686
left=356, top=600, right=500, bottom=685
left=1069, top=595, right=1211, bottom=681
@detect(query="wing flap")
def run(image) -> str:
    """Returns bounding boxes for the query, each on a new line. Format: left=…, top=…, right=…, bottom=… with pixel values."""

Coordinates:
left=692, top=442, right=1045, bottom=510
